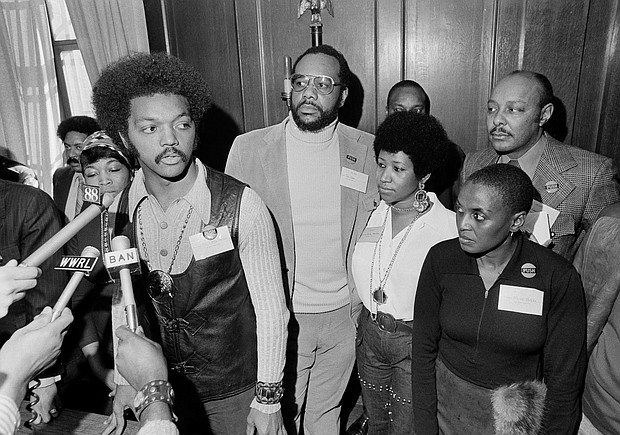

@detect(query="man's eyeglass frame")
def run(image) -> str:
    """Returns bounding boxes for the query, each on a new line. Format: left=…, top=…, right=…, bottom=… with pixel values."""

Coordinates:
left=290, top=74, right=342, bottom=95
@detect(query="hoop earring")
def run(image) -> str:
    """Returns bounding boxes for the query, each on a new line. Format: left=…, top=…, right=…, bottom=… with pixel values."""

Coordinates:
left=413, top=181, right=429, bottom=213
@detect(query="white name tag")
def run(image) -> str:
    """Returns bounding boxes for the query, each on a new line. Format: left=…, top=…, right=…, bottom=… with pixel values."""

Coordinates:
left=340, top=167, right=368, bottom=193
left=189, top=225, right=234, bottom=260
left=358, top=226, right=382, bottom=243
left=498, top=284, right=543, bottom=316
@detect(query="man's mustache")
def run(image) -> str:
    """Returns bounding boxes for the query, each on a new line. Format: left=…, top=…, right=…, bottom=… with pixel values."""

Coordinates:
left=155, top=148, right=189, bottom=164
left=67, top=157, right=79, bottom=165
left=490, top=126, right=510, bottom=135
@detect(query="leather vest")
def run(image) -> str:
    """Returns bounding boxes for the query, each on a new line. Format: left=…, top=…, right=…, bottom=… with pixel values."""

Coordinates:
left=116, top=166, right=257, bottom=401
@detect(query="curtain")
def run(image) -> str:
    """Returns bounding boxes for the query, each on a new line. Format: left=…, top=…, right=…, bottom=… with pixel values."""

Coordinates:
left=0, top=0, right=61, bottom=194
left=65, top=0, right=149, bottom=85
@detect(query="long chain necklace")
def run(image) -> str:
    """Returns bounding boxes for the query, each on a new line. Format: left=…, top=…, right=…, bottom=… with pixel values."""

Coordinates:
left=138, top=201, right=193, bottom=300
left=369, top=207, right=420, bottom=313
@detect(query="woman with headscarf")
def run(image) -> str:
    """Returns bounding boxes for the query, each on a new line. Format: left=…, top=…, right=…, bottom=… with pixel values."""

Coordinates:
left=61, top=131, right=134, bottom=411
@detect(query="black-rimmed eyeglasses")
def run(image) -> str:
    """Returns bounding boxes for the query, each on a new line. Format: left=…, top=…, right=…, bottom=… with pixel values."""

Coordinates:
left=290, top=74, right=342, bottom=95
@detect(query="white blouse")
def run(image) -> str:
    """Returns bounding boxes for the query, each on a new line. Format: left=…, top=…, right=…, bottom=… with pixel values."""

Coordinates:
left=352, top=192, right=458, bottom=321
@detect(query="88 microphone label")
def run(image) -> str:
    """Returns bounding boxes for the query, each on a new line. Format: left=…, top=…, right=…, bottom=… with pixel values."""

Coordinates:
left=83, top=185, right=102, bottom=205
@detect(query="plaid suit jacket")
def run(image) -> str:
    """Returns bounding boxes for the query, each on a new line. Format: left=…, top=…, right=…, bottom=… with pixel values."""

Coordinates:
left=0, top=179, right=68, bottom=346
left=461, top=135, right=620, bottom=261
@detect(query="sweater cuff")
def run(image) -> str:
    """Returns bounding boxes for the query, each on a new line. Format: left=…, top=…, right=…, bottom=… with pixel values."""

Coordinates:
left=0, top=394, right=19, bottom=435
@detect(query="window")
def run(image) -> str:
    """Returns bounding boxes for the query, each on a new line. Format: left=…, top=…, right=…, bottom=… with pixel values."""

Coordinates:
left=46, top=0, right=92, bottom=119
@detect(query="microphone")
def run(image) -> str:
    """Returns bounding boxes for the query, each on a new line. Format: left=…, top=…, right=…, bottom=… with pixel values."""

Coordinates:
left=21, top=193, right=114, bottom=268
left=51, top=245, right=101, bottom=322
left=282, top=55, right=292, bottom=110
left=107, top=235, right=140, bottom=332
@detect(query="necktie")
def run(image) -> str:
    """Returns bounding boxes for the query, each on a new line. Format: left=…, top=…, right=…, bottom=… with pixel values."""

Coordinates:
left=74, top=176, right=84, bottom=216
left=507, top=159, right=521, bottom=169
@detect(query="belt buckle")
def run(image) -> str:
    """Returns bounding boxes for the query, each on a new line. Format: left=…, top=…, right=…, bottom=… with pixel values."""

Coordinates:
left=377, top=312, right=397, bottom=333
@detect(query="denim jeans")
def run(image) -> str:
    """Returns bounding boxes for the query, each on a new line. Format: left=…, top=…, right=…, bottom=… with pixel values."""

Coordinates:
left=356, top=308, right=413, bottom=435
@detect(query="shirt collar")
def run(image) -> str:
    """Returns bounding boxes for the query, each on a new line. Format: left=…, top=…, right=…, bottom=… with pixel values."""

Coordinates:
left=497, top=133, right=547, bottom=179
left=127, top=158, right=211, bottom=224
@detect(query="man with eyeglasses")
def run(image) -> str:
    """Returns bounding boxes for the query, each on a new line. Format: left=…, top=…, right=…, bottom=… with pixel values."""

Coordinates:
left=226, top=44, right=376, bottom=434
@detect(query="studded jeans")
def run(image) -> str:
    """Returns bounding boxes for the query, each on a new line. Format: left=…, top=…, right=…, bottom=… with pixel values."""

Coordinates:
left=356, top=308, right=414, bottom=435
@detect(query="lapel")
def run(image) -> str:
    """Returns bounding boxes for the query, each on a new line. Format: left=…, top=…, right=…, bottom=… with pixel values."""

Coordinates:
left=463, top=147, right=497, bottom=182
left=532, top=136, right=576, bottom=209
left=338, top=127, right=371, bottom=256
left=257, top=120, right=294, bottom=253
left=476, top=148, right=498, bottom=168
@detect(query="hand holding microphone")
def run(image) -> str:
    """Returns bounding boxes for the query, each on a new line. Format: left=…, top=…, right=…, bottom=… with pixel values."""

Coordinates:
left=0, top=260, right=41, bottom=318
left=51, top=246, right=101, bottom=322
left=21, top=193, right=114, bottom=268
left=107, top=236, right=140, bottom=332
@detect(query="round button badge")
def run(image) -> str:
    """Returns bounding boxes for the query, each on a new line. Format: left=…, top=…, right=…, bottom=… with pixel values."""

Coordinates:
left=521, top=263, right=536, bottom=278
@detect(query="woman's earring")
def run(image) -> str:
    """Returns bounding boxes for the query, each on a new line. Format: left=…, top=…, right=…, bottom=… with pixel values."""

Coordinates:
left=413, top=181, right=429, bottom=213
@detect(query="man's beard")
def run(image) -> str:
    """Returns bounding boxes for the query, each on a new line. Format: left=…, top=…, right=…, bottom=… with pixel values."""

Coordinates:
left=292, top=97, right=340, bottom=132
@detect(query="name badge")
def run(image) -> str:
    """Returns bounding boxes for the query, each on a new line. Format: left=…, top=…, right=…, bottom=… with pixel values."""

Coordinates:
left=189, top=225, right=234, bottom=260
left=358, top=226, right=382, bottom=243
left=340, top=167, right=368, bottom=193
left=498, top=284, right=543, bottom=316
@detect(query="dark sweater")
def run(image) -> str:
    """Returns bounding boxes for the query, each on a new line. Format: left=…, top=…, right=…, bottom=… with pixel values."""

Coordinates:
left=411, top=233, right=586, bottom=434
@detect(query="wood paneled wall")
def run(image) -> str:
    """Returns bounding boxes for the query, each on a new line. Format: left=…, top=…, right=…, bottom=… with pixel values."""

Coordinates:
left=144, top=0, right=620, bottom=169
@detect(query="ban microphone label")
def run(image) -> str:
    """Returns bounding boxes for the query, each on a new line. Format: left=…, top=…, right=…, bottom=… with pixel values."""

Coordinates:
left=104, top=248, right=141, bottom=276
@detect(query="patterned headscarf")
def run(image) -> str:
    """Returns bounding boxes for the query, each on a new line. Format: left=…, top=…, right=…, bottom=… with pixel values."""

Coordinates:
left=80, top=130, right=134, bottom=170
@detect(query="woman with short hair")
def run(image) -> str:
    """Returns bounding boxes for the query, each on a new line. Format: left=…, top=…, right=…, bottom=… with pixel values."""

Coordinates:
left=411, top=164, right=587, bottom=434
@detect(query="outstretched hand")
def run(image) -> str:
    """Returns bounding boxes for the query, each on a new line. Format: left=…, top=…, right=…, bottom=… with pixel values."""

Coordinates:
left=0, top=306, right=72, bottom=404
left=0, top=259, right=41, bottom=318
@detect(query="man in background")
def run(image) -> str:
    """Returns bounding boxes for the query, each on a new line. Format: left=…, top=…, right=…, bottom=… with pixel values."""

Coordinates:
left=386, top=79, right=430, bottom=116
left=227, top=44, right=376, bottom=434
left=53, top=115, right=100, bottom=223
left=461, top=70, right=619, bottom=260
left=386, top=80, right=464, bottom=210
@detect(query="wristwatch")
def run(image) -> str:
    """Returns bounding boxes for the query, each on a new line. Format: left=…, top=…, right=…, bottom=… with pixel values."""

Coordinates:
left=133, top=380, right=175, bottom=420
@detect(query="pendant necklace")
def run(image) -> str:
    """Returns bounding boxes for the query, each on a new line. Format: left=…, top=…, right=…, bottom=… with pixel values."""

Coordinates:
left=138, top=201, right=193, bottom=301
left=369, top=206, right=420, bottom=313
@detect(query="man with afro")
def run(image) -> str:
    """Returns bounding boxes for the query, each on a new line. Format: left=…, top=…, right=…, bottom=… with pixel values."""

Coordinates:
left=92, top=52, right=288, bottom=435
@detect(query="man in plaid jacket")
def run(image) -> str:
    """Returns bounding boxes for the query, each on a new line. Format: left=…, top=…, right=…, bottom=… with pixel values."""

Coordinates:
left=461, top=70, right=619, bottom=261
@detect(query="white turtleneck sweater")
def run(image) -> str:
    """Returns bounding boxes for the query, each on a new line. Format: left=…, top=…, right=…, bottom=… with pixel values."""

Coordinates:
left=286, top=118, right=348, bottom=313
